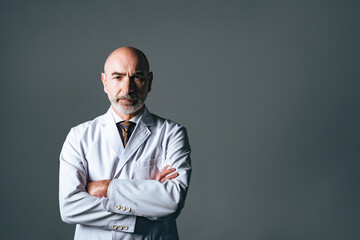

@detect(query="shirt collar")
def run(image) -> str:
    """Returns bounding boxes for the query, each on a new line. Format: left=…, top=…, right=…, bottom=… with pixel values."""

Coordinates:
left=110, top=106, right=143, bottom=124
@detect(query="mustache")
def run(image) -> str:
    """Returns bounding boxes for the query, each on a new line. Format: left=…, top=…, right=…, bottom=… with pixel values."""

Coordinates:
left=116, top=94, right=137, bottom=101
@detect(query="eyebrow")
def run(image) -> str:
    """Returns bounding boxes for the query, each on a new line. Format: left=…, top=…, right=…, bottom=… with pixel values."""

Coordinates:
left=135, top=70, right=145, bottom=75
left=111, top=72, right=125, bottom=76
left=111, top=70, right=145, bottom=76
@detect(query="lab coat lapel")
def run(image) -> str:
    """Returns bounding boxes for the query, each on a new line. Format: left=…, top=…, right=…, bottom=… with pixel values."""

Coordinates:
left=114, top=107, right=152, bottom=177
left=102, top=108, right=124, bottom=160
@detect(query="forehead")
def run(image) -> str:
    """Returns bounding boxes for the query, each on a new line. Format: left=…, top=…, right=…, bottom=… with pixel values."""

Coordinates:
left=105, top=52, right=147, bottom=74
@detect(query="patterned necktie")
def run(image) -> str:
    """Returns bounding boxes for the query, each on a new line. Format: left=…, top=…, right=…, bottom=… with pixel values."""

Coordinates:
left=117, top=121, right=135, bottom=147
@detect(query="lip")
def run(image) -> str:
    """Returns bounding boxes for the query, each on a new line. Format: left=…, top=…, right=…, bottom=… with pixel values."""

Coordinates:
left=119, top=99, right=135, bottom=102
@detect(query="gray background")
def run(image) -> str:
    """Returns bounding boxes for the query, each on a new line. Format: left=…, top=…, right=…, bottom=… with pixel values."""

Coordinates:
left=1, top=0, right=359, bottom=239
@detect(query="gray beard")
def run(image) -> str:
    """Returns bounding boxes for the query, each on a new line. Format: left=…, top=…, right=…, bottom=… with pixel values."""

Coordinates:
left=111, top=100, right=145, bottom=115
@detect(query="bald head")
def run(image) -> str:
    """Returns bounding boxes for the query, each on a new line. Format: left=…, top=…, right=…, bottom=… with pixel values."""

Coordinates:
left=103, top=47, right=150, bottom=75
left=101, top=46, right=153, bottom=120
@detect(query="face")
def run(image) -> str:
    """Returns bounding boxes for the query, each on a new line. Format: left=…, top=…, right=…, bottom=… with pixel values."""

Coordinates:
left=101, top=50, right=152, bottom=118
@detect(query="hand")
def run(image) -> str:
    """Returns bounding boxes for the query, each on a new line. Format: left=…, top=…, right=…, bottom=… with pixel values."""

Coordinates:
left=154, top=165, right=179, bottom=182
left=86, top=180, right=111, bottom=197
left=86, top=165, right=178, bottom=197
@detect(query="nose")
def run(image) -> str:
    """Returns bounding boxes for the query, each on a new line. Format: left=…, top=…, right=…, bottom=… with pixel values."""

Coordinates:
left=121, top=76, right=134, bottom=95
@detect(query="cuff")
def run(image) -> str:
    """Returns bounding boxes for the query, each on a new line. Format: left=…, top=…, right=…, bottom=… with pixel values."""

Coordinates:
left=106, top=179, right=136, bottom=215
left=108, top=216, right=136, bottom=233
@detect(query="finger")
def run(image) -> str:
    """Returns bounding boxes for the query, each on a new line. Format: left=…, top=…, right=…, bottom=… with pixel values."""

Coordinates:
left=154, top=166, right=171, bottom=181
left=158, top=168, right=176, bottom=179
left=154, top=166, right=177, bottom=181
left=160, top=172, right=179, bottom=182
left=160, top=165, right=170, bottom=172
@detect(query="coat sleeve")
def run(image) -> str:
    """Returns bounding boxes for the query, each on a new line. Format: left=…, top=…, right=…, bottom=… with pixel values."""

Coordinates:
left=106, top=125, right=192, bottom=220
left=59, top=128, right=137, bottom=233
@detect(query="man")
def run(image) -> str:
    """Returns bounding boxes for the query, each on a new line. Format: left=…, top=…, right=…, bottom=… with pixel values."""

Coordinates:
left=59, top=47, right=191, bottom=239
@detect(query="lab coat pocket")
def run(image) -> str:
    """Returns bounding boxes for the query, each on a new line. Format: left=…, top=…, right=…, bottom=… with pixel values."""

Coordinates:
left=132, top=159, right=159, bottom=180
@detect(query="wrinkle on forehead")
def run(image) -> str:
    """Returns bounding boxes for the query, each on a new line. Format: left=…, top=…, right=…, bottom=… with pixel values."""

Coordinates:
left=104, top=47, right=149, bottom=75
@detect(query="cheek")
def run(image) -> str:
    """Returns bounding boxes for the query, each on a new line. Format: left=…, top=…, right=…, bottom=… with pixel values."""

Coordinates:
left=136, top=83, right=148, bottom=94
left=107, top=83, right=122, bottom=97
left=136, top=89, right=147, bottom=98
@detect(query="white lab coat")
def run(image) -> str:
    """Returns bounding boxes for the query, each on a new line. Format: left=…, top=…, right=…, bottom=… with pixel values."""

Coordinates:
left=59, top=106, right=191, bottom=240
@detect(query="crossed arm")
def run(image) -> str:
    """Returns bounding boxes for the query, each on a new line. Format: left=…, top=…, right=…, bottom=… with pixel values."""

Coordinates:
left=86, top=165, right=179, bottom=197
left=59, top=126, right=191, bottom=231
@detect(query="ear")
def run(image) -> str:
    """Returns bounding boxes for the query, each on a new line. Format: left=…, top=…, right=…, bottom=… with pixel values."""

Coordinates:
left=147, top=72, right=153, bottom=93
left=101, top=73, right=108, bottom=93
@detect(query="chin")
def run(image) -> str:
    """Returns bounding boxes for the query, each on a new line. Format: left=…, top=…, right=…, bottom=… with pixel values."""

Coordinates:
left=113, top=102, right=144, bottom=115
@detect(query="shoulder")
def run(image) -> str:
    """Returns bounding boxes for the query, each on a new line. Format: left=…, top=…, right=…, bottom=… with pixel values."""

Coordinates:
left=150, top=112, right=182, bottom=128
left=146, top=111, right=189, bottom=138
left=68, top=111, right=108, bottom=139
left=146, top=111, right=191, bottom=152
left=74, top=113, right=106, bottom=130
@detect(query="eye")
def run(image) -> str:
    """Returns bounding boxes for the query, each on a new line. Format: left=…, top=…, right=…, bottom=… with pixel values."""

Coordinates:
left=113, top=76, right=123, bottom=80
left=134, top=75, right=144, bottom=81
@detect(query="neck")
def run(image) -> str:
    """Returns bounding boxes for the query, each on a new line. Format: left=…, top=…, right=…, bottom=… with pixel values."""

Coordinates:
left=112, top=105, right=145, bottom=121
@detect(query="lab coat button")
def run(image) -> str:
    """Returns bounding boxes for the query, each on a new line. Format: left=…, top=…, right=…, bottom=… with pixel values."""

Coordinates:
left=120, top=206, right=126, bottom=211
left=125, top=207, right=131, bottom=212
left=123, top=225, right=129, bottom=230
left=118, top=225, right=123, bottom=230
left=112, top=225, right=118, bottom=229
left=115, top=205, right=120, bottom=210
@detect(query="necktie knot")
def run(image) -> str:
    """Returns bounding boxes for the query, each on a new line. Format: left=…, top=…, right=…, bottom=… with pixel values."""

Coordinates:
left=118, top=121, right=133, bottom=132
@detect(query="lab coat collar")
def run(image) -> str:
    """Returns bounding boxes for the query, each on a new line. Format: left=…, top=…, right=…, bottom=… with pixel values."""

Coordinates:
left=102, top=106, right=152, bottom=177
